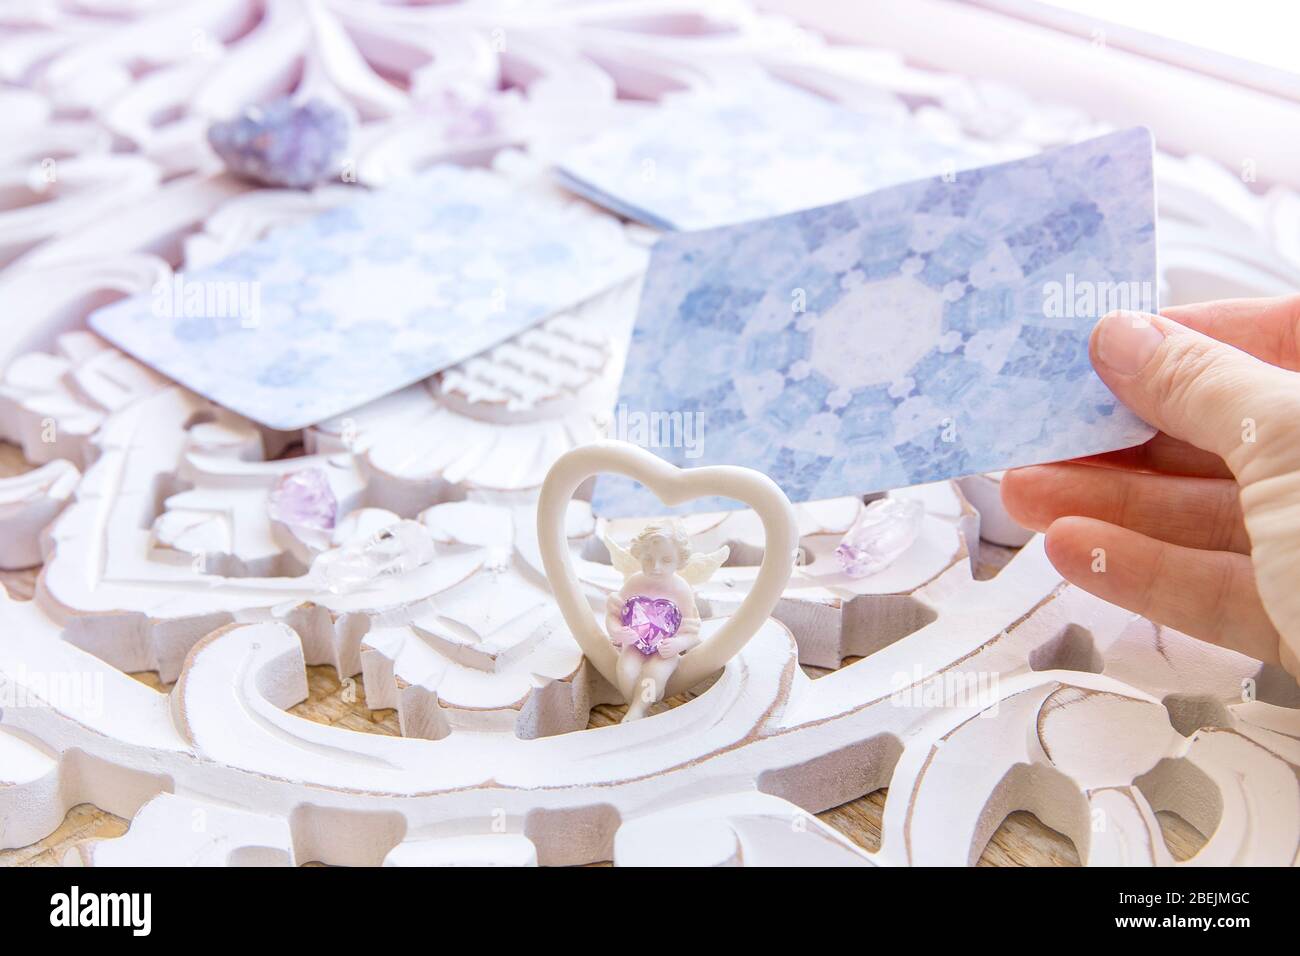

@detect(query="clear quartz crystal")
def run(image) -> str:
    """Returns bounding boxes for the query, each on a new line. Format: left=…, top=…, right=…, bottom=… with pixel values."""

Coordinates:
left=835, top=497, right=925, bottom=578
left=317, top=520, right=436, bottom=594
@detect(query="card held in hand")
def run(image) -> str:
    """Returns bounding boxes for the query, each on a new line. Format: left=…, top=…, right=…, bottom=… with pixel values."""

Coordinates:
left=90, top=166, right=647, bottom=431
left=594, top=128, right=1159, bottom=516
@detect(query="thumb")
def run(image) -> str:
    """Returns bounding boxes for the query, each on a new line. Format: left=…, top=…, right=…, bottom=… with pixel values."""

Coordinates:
left=1090, top=310, right=1300, bottom=486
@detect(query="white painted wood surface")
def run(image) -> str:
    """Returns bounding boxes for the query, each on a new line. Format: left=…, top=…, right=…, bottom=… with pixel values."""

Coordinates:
left=0, top=0, right=1296, bottom=867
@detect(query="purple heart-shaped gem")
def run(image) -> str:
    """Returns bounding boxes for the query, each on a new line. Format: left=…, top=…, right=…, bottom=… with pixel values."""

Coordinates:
left=620, top=596, right=682, bottom=655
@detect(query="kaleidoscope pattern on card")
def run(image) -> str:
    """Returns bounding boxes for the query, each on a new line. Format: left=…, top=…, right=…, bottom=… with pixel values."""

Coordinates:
left=593, top=128, right=1158, bottom=516
left=90, top=166, right=646, bottom=430
left=556, top=76, right=1012, bottom=230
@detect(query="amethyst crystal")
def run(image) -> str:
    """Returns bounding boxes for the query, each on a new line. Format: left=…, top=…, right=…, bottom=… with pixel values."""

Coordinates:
left=267, top=468, right=338, bottom=532
left=208, top=97, right=351, bottom=188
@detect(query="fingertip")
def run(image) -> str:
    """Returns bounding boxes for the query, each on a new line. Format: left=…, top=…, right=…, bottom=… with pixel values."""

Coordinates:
left=1043, top=515, right=1098, bottom=581
left=1088, top=310, right=1110, bottom=356
left=1000, top=465, right=1056, bottom=530
left=999, top=466, right=1031, bottom=515
left=1089, top=308, right=1144, bottom=353
left=1093, top=310, right=1167, bottom=377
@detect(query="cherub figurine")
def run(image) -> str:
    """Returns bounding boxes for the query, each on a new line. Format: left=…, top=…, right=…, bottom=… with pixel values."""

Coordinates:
left=602, top=520, right=729, bottom=721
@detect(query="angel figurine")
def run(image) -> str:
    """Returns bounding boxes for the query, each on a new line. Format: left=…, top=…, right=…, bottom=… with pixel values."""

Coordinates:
left=602, top=519, right=729, bottom=721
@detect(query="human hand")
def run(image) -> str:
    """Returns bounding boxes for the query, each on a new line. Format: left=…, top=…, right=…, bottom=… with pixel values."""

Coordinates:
left=1002, top=297, right=1300, bottom=677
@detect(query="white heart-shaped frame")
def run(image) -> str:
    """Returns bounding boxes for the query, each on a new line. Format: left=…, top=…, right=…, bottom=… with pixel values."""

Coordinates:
left=537, top=440, right=798, bottom=700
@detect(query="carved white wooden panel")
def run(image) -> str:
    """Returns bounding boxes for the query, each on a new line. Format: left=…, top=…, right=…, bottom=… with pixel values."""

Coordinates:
left=0, top=0, right=1296, bottom=867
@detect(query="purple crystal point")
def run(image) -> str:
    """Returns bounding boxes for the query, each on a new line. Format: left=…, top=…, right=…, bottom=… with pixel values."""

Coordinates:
left=268, top=468, right=338, bottom=532
left=430, top=85, right=501, bottom=140
left=208, top=97, right=351, bottom=188
left=620, top=596, right=682, bottom=655
left=835, top=497, right=925, bottom=578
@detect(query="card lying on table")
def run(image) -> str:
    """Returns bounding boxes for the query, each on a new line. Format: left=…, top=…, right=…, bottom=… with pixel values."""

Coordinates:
left=593, top=127, right=1158, bottom=516
left=90, top=166, right=646, bottom=431
left=556, top=76, right=1007, bottom=230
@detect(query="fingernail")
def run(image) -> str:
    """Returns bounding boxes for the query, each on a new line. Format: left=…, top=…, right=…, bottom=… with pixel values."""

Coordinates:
left=1095, top=311, right=1165, bottom=375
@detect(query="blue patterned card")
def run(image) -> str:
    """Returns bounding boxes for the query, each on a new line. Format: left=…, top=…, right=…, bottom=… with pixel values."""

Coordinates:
left=89, top=166, right=646, bottom=430
left=556, top=77, right=1007, bottom=230
left=593, top=128, right=1158, bottom=516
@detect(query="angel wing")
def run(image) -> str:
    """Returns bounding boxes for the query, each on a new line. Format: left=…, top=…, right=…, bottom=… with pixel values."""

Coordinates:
left=602, top=531, right=642, bottom=580
left=679, top=545, right=730, bottom=586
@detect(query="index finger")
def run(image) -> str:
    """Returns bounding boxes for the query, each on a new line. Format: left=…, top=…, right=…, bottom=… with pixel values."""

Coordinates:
left=1162, top=295, right=1300, bottom=371
left=1073, top=430, right=1232, bottom=479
